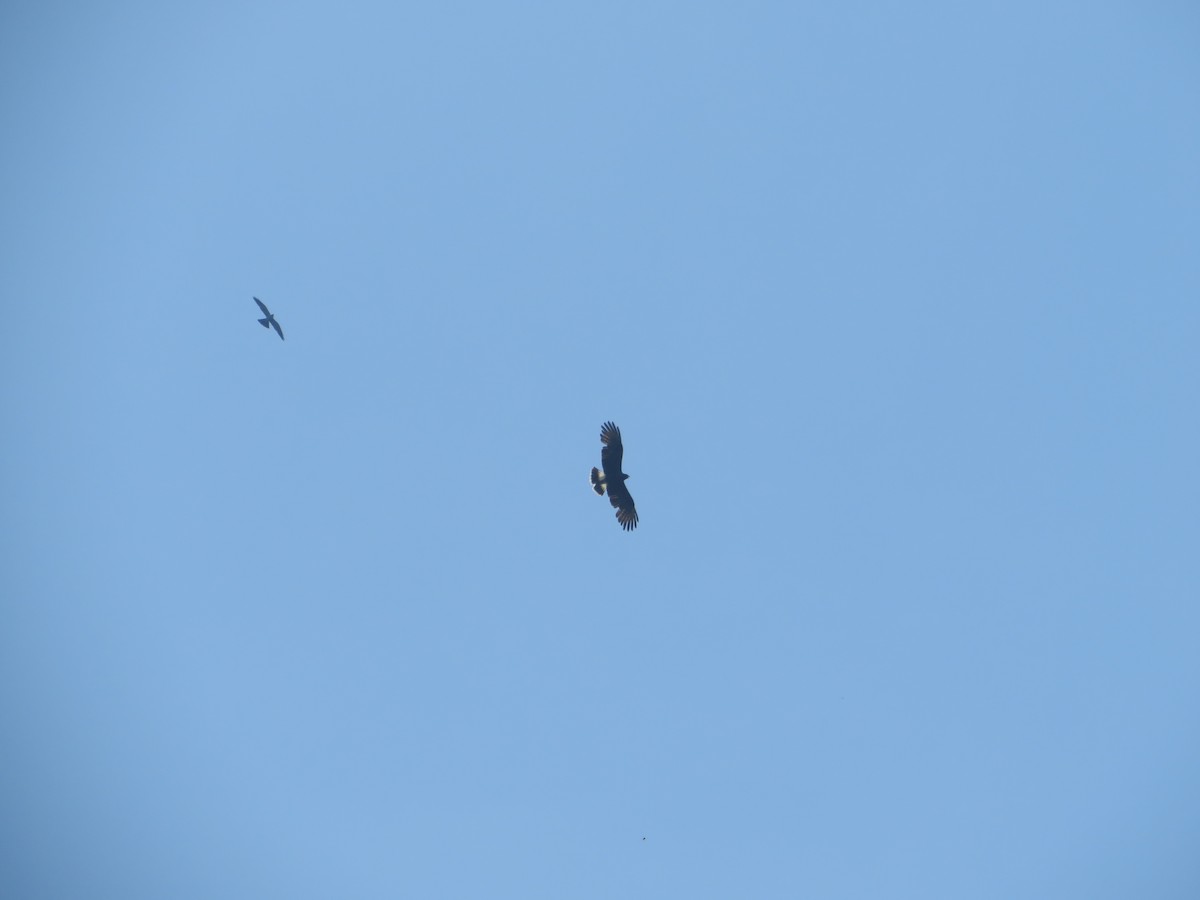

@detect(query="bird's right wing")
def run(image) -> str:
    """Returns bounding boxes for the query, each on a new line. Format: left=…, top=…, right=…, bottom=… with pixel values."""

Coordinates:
left=271, top=319, right=285, bottom=341
left=599, top=421, right=624, bottom=473
left=254, top=296, right=271, bottom=316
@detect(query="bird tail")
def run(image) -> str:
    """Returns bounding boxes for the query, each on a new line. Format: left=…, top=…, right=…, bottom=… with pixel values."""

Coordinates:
left=258, top=317, right=271, bottom=329
left=590, top=467, right=606, bottom=495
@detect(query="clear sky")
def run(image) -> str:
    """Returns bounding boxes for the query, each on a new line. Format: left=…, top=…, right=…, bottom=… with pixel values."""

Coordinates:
left=2, top=2, right=1198, bottom=897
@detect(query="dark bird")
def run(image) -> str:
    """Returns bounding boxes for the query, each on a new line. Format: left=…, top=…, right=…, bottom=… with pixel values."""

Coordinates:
left=253, top=297, right=285, bottom=341
left=590, top=421, right=638, bottom=531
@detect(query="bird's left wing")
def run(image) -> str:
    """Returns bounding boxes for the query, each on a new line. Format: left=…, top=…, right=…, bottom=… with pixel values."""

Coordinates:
left=271, top=319, right=285, bottom=341
left=608, top=481, right=638, bottom=530
left=254, top=296, right=271, bottom=316
left=614, top=502, right=638, bottom=530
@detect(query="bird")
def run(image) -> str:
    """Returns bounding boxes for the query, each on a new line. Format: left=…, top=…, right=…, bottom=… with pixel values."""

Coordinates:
left=590, top=421, right=638, bottom=531
left=253, top=296, right=285, bottom=341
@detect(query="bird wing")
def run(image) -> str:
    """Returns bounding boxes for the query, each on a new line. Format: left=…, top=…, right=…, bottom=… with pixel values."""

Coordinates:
left=271, top=318, right=285, bottom=341
left=608, top=480, right=638, bottom=530
left=599, top=421, right=624, bottom=474
left=254, top=296, right=271, bottom=316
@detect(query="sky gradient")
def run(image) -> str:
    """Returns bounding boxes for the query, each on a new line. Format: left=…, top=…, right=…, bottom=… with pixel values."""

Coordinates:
left=2, top=2, right=1199, bottom=897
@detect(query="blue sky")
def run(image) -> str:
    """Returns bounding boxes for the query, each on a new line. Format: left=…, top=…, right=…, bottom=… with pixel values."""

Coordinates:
left=2, top=2, right=1198, bottom=897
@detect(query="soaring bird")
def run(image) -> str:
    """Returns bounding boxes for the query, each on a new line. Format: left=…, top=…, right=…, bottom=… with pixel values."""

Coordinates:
left=253, top=297, right=285, bottom=341
left=590, top=421, right=638, bottom=531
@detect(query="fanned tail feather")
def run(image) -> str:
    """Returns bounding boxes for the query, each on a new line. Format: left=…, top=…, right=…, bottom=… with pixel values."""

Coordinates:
left=590, top=467, right=605, bottom=496
left=259, top=318, right=271, bottom=328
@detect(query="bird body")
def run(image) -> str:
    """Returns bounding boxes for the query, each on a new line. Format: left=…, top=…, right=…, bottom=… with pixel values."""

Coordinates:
left=253, top=296, right=285, bottom=341
left=591, top=421, right=638, bottom=530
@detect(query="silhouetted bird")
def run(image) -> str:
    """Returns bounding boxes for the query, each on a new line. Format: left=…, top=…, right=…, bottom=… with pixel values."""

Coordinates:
left=590, top=421, right=638, bottom=531
left=253, top=297, right=285, bottom=341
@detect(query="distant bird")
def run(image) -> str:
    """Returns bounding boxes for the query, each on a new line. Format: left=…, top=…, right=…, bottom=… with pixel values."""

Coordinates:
left=253, top=296, right=285, bottom=341
left=590, top=421, right=638, bottom=531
